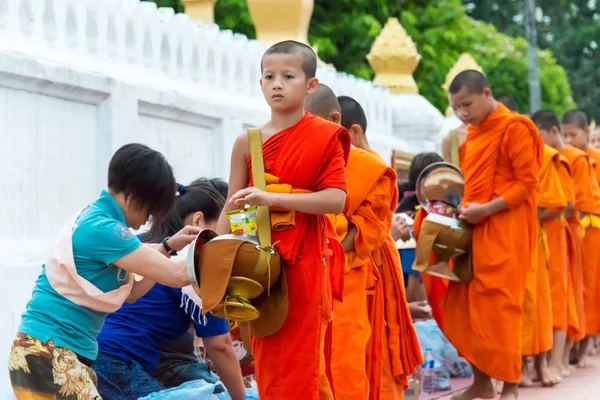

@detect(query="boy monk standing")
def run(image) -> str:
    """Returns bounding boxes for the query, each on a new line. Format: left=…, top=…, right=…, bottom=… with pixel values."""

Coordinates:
left=218, top=41, right=351, bottom=400
left=338, top=95, right=423, bottom=399
left=445, top=70, right=543, bottom=400
left=561, top=109, right=600, bottom=366
left=531, top=110, right=585, bottom=375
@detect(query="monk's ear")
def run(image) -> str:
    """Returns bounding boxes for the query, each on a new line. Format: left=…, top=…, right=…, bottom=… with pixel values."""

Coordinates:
left=329, top=111, right=341, bottom=125
left=584, top=126, right=591, bottom=136
left=306, top=77, right=319, bottom=94
left=483, top=88, right=493, bottom=99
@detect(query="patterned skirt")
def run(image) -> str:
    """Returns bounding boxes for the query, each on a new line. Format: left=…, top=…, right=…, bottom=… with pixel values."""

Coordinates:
left=9, top=332, right=102, bottom=400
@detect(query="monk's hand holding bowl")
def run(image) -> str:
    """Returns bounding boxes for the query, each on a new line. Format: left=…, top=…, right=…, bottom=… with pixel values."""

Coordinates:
left=230, top=187, right=275, bottom=207
left=459, top=202, right=489, bottom=224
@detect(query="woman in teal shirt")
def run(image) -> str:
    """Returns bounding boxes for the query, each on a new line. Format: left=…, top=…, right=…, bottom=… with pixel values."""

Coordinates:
left=9, top=143, right=200, bottom=400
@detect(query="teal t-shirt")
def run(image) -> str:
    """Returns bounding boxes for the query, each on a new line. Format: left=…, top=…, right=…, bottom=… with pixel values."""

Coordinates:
left=19, top=190, right=142, bottom=360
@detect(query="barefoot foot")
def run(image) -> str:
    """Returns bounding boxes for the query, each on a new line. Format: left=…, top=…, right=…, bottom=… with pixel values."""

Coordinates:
left=500, top=383, right=518, bottom=400
left=451, top=382, right=496, bottom=400
left=560, top=364, right=571, bottom=378
left=535, top=356, right=559, bottom=387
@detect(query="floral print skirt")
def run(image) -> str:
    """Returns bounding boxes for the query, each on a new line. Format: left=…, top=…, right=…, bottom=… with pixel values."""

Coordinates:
left=8, top=332, right=102, bottom=400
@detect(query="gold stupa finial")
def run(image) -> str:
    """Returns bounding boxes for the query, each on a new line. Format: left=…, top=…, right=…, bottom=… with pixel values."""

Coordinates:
left=246, top=0, right=314, bottom=47
left=184, top=0, right=217, bottom=24
left=367, top=18, right=421, bottom=94
left=443, top=53, right=484, bottom=116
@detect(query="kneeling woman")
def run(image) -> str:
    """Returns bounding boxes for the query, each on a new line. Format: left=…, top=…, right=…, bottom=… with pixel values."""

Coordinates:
left=93, top=179, right=246, bottom=400
left=9, top=144, right=200, bottom=399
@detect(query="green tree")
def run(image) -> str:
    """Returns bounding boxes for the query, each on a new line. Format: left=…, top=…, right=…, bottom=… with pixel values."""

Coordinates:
left=146, top=0, right=576, bottom=116
left=465, top=0, right=600, bottom=120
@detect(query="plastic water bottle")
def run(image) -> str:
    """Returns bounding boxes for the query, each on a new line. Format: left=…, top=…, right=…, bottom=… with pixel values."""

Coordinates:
left=421, top=348, right=436, bottom=395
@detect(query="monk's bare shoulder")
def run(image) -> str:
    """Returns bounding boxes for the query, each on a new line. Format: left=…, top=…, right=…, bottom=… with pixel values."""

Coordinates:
left=232, top=132, right=250, bottom=159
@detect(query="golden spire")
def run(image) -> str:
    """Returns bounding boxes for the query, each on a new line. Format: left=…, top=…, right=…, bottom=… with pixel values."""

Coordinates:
left=443, top=53, right=484, bottom=116
left=366, top=18, right=421, bottom=94
left=246, top=0, right=314, bottom=47
left=183, top=0, right=217, bottom=24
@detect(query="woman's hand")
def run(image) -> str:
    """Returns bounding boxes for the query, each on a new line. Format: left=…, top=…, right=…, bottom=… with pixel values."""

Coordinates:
left=408, top=300, right=433, bottom=321
left=167, top=225, right=203, bottom=252
left=459, top=202, right=490, bottom=224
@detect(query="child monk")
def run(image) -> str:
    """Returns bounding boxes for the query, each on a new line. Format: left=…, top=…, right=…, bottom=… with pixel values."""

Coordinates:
left=441, top=95, right=517, bottom=166
left=444, top=70, right=543, bottom=400
left=306, top=84, right=387, bottom=399
left=338, top=95, right=423, bottom=399
left=217, top=41, right=351, bottom=400
left=561, top=109, right=600, bottom=367
left=531, top=110, right=585, bottom=376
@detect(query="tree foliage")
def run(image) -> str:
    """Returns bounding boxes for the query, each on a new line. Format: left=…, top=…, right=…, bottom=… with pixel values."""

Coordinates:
left=465, top=0, right=600, bottom=120
left=145, top=0, right=575, bottom=116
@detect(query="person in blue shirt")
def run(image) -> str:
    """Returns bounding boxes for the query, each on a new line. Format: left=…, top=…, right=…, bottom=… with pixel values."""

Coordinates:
left=94, top=179, right=246, bottom=400
left=9, top=143, right=202, bottom=400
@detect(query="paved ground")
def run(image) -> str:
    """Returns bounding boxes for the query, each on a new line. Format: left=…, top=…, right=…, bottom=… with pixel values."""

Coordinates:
left=430, top=354, right=600, bottom=400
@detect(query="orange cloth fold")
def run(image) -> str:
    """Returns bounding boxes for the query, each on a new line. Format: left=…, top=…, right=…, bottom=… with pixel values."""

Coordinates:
left=431, top=103, right=543, bottom=383
left=586, top=147, right=600, bottom=334
left=560, top=145, right=600, bottom=337
left=329, top=148, right=388, bottom=400
left=247, top=113, right=351, bottom=400
left=556, top=156, right=584, bottom=339
left=522, top=146, right=565, bottom=355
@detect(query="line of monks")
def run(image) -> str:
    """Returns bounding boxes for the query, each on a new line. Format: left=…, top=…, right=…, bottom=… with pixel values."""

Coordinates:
left=224, top=39, right=600, bottom=400
left=425, top=70, right=600, bottom=400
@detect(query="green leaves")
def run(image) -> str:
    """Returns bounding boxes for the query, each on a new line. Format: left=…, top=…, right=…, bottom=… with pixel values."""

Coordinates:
left=145, top=0, right=576, bottom=120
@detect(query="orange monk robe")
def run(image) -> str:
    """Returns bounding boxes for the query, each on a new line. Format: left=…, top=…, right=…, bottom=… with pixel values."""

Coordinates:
left=560, top=145, right=600, bottom=337
left=522, top=146, right=565, bottom=356
left=586, top=147, right=600, bottom=333
left=556, top=156, right=584, bottom=340
left=439, top=103, right=543, bottom=383
left=367, top=150, right=422, bottom=400
left=327, top=147, right=391, bottom=400
left=247, top=113, right=351, bottom=400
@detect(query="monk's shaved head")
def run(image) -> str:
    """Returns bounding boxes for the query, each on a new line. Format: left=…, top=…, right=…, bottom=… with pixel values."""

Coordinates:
left=338, top=96, right=368, bottom=135
left=562, top=109, right=589, bottom=130
left=531, top=110, right=561, bottom=133
left=449, top=70, right=491, bottom=95
left=261, top=40, right=317, bottom=79
left=496, top=94, right=519, bottom=112
left=305, top=83, right=340, bottom=120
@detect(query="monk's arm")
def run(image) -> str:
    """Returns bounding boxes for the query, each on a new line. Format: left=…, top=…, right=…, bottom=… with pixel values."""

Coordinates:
left=497, top=125, right=540, bottom=210
left=217, top=134, right=250, bottom=235
left=270, top=187, right=346, bottom=215
left=441, top=135, right=451, bottom=163
left=571, top=157, right=593, bottom=212
left=537, top=207, right=564, bottom=220
left=341, top=225, right=357, bottom=252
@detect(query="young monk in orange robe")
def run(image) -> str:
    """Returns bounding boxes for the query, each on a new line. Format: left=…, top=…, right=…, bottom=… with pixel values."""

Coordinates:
left=218, top=41, right=351, bottom=400
left=520, top=144, right=565, bottom=387
left=338, top=95, right=422, bottom=400
left=531, top=110, right=583, bottom=377
left=305, top=84, right=385, bottom=400
left=444, top=70, right=543, bottom=400
left=561, top=109, right=600, bottom=367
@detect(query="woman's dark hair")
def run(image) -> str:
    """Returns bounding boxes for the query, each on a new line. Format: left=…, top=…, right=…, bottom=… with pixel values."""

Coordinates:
left=142, top=179, right=226, bottom=243
left=396, top=152, right=443, bottom=213
left=191, top=177, right=228, bottom=199
left=408, top=152, right=444, bottom=186
left=108, top=143, right=176, bottom=221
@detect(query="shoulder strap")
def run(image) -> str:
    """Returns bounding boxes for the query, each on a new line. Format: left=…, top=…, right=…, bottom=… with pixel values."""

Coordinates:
left=247, top=128, right=274, bottom=275
left=449, top=129, right=460, bottom=168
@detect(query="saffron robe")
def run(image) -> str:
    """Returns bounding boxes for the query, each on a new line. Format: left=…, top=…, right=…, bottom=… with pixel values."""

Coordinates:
left=329, top=148, right=390, bottom=400
left=560, top=145, right=600, bottom=337
left=438, top=103, right=543, bottom=383
left=368, top=150, right=422, bottom=399
left=522, top=146, right=565, bottom=356
left=247, top=113, right=350, bottom=400
left=586, top=147, right=600, bottom=334
left=556, top=156, right=583, bottom=340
